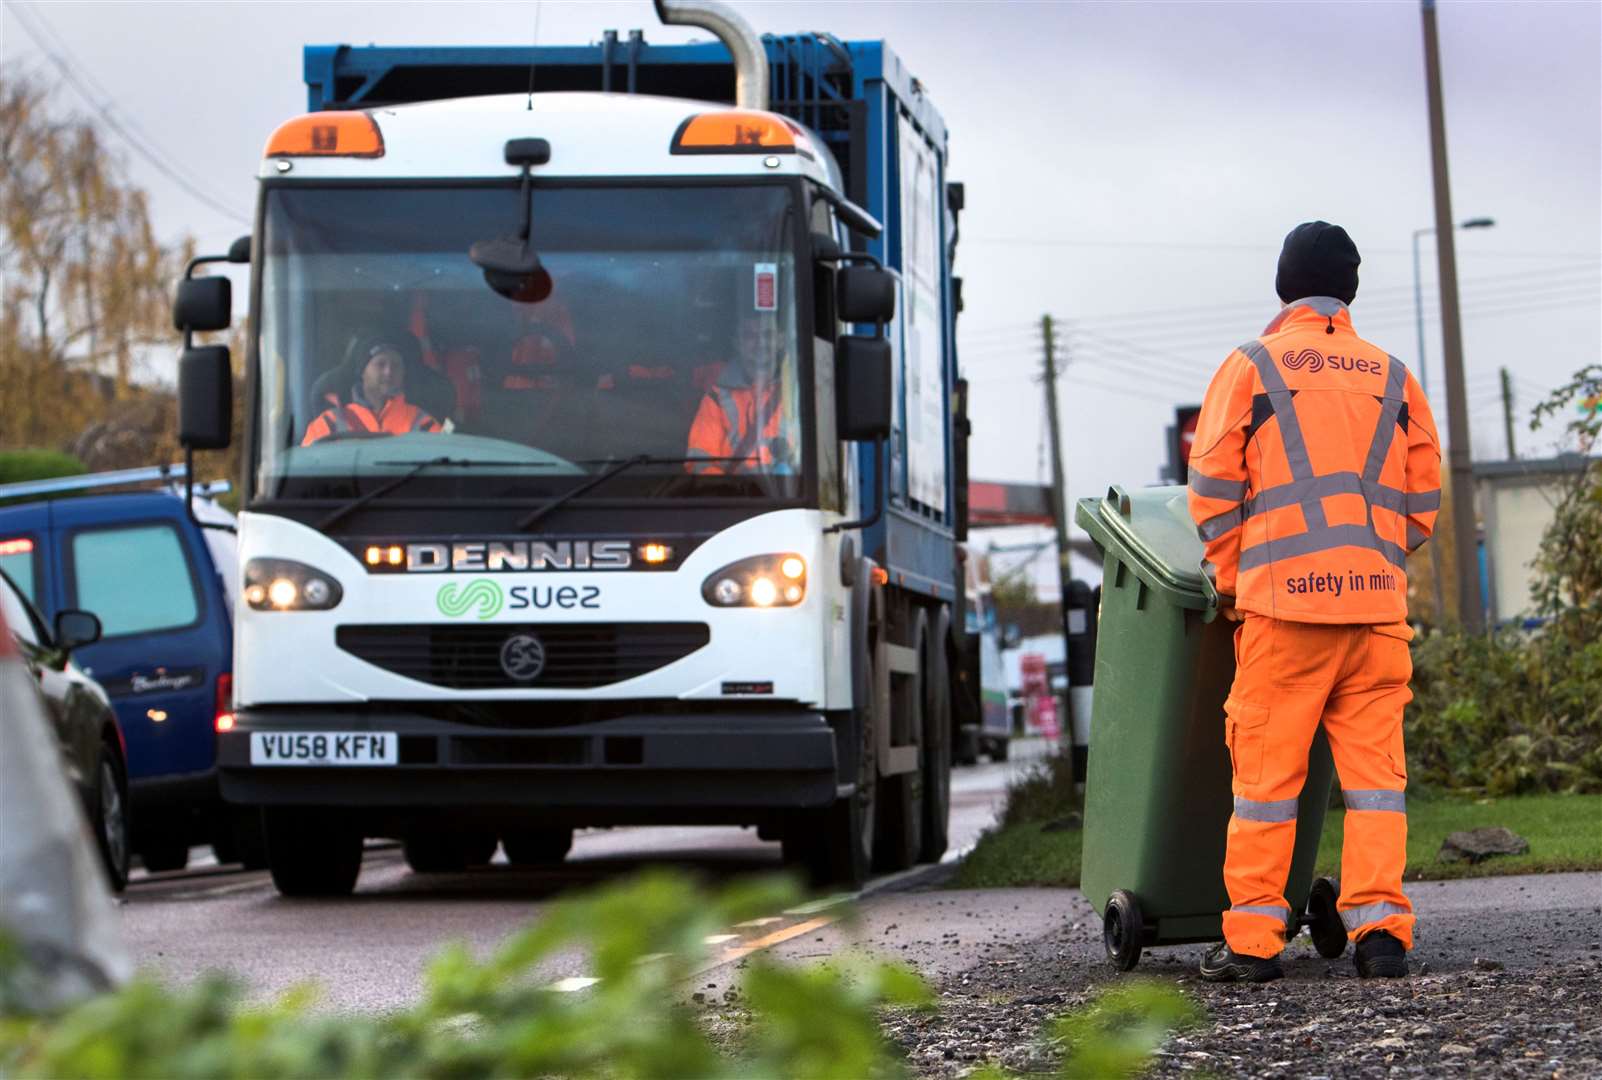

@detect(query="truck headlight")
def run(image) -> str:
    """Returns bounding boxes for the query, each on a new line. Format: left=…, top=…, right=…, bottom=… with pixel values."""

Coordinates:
left=702, top=554, right=806, bottom=608
left=244, top=558, right=343, bottom=611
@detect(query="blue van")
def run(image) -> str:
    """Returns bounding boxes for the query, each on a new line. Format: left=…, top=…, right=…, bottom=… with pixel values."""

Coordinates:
left=0, top=465, right=248, bottom=871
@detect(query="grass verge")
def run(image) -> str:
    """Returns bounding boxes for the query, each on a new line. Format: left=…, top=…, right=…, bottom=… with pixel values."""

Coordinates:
left=954, top=768, right=1602, bottom=890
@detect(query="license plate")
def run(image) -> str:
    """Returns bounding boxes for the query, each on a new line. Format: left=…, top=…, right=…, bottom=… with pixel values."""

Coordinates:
left=249, top=731, right=397, bottom=766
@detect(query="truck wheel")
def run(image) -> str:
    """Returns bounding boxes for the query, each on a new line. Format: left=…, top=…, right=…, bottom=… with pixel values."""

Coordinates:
left=875, top=611, right=927, bottom=873
left=1308, top=877, right=1348, bottom=959
left=264, top=808, right=362, bottom=897
left=955, top=726, right=980, bottom=766
left=461, top=830, right=499, bottom=866
left=1103, top=889, right=1145, bottom=972
left=988, top=737, right=1011, bottom=763
left=139, top=834, right=190, bottom=874
left=503, top=828, right=572, bottom=865
left=91, top=748, right=130, bottom=892
left=919, top=609, right=953, bottom=863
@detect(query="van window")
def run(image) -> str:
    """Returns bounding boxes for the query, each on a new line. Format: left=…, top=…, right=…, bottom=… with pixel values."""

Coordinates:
left=0, top=571, right=43, bottom=648
left=0, top=537, right=37, bottom=605
left=71, top=524, right=199, bottom=636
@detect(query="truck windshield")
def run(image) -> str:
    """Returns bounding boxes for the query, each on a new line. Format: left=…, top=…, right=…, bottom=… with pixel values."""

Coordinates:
left=254, top=184, right=802, bottom=507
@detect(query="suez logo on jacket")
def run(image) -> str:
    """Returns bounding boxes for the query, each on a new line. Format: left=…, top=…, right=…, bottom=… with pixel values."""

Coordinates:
left=1279, top=348, right=1383, bottom=376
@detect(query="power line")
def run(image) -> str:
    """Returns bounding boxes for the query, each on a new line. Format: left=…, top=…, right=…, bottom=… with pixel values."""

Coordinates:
left=6, top=0, right=252, bottom=226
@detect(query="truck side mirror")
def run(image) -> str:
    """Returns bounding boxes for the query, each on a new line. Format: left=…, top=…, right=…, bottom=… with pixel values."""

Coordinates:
left=838, top=267, right=895, bottom=324
left=173, top=276, right=232, bottom=332
left=180, top=346, right=233, bottom=450
left=227, top=235, right=252, bottom=264
left=836, top=335, right=892, bottom=441
left=53, top=610, right=101, bottom=652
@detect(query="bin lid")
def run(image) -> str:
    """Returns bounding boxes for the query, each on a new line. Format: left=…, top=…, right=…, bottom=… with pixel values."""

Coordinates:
left=1075, top=485, right=1211, bottom=609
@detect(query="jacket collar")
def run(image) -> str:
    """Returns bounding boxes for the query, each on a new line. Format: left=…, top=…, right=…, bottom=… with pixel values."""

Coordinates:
left=349, top=382, right=405, bottom=414
left=1263, top=296, right=1353, bottom=336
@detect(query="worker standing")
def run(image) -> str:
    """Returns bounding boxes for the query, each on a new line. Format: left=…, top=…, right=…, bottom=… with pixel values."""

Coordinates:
left=1187, top=222, right=1443, bottom=982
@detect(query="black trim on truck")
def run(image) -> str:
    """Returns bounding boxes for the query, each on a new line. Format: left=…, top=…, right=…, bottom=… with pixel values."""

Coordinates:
left=219, top=707, right=839, bottom=815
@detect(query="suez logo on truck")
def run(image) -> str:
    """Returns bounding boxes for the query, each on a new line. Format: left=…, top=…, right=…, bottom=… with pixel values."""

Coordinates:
left=435, top=578, right=601, bottom=619
left=362, top=541, right=630, bottom=619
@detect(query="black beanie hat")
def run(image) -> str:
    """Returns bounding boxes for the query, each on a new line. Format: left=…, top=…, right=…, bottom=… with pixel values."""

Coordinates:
left=1275, top=221, right=1360, bottom=305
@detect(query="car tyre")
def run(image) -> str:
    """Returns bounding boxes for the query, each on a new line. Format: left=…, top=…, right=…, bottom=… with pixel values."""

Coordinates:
left=91, top=748, right=130, bottom=892
left=264, top=808, right=362, bottom=897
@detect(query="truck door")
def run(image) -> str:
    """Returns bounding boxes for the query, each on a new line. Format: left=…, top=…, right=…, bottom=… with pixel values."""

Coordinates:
left=55, top=509, right=223, bottom=782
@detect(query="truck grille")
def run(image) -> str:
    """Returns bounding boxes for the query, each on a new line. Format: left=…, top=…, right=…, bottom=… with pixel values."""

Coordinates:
left=335, top=623, right=710, bottom=690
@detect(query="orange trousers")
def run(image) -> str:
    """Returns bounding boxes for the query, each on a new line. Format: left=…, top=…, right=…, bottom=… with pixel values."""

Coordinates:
left=1221, top=615, right=1415, bottom=958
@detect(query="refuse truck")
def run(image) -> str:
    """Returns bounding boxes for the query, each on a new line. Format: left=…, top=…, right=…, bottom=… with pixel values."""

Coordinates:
left=171, top=1, right=971, bottom=896
left=1076, top=485, right=1346, bottom=970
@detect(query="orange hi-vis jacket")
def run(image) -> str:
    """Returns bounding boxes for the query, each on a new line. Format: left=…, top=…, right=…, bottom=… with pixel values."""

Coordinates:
left=1187, top=298, right=1442, bottom=623
left=302, top=389, right=442, bottom=445
left=686, top=378, right=791, bottom=475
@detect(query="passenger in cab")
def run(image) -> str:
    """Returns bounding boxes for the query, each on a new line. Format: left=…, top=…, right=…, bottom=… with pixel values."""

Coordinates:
left=302, top=337, right=443, bottom=445
left=685, top=308, right=796, bottom=475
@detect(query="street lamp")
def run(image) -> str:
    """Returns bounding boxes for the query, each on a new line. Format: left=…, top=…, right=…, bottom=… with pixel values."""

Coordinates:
left=1412, top=217, right=1495, bottom=396
left=1410, top=215, right=1493, bottom=624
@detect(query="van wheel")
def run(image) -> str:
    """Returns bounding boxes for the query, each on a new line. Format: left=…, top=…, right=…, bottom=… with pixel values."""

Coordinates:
left=139, top=834, right=190, bottom=874
left=264, top=808, right=362, bottom=897
left=503, top=828, right=573, bottom=865
left=92, top=749, right=130, bottom=892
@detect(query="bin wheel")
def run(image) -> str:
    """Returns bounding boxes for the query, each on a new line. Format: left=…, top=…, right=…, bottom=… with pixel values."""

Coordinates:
left=1103, top=890, right=1145, bottom=972
left=1308, top=877, right=1348, bottom=959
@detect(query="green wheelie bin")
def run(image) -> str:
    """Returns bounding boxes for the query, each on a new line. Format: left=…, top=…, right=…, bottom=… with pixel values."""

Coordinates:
left=1074, top=485, right=1346, bottom=971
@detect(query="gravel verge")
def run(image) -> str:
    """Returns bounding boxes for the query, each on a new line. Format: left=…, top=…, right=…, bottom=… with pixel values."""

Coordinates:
left=877, top=883, right=1601, bottom=1078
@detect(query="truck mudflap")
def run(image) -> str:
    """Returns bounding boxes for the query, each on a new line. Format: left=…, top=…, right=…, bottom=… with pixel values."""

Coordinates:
left=218, top=708, right=840, bottom=812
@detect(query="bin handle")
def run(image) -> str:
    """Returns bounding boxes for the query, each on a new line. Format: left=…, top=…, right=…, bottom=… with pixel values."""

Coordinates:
left=1198, top=558, right=1223, bottom=623
left=1105, top=484, right=1133, bottom=519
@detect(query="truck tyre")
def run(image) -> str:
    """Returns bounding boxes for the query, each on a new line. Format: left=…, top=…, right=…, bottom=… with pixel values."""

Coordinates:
left=91, top=748, right=130, bottom=892
left=503, top=828, right=572, bottom=865
left=264, top=808, right=362, bottom=897
left=919, top=606, right=953, bottom=863
left=139, top=834, right=190, bottom=874
left=876, top=610, right=927, bottom=873
left=987, top=736, right=1011, bottom=762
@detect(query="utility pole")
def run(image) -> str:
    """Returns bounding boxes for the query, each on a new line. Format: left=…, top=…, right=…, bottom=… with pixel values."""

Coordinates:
left=1041, top=314, right=1075, bottom=754
left=1500, top=367, right=1517, bottom=460
left=1421, top=0, right=1484, bottom=632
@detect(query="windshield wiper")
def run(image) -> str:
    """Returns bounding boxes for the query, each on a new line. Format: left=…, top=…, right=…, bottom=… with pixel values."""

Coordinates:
left=318, top=457, right=556, bottom=531
left=516, top=454, right=744, bottom=531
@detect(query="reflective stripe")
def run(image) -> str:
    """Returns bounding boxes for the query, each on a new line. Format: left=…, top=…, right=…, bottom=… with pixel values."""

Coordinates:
left=1190, top=470, right=1248, bottom=502
left=1199, top=507, right=1243, bottom=541
left=1361, top=357, right=1410, bottom=484
left=1343, top=788, right=1407, bottom=813
left=1233, top=795, right=1299, bottom=823
left=1230, top=903, right=1294, bottom=928
left=1239, top=523, right=1408, bottom=572
left=1246, top=472, right=1377, bottom=517
left=1406, top=523, right=1428, bottom=552
left=1341, top=900, right=1410, bottom=932
left=1405, top=489, right=1441, bottom=514
left=1241, top=340, right=1325, bottom=530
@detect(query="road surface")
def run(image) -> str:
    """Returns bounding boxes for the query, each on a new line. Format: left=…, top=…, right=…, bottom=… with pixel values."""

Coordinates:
left=120, top=738, right=1050, bottom=1010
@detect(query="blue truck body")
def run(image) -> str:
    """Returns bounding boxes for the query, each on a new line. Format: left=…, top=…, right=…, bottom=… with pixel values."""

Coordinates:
left=302, top=31, right=967, bottom=607
left=0, top=484, right=236, bottom=861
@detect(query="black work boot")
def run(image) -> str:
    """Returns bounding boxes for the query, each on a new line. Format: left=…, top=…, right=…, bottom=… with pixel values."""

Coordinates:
left=1199, top=942, right=1283, bottom=983
left=1354, top=931, right=1409, bottom=978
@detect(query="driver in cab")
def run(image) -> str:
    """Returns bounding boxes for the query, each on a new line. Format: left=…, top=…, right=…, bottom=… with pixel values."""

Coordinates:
left=685, top=307, right=796, bottom=475
left=302, top=337, right=444, bottom=445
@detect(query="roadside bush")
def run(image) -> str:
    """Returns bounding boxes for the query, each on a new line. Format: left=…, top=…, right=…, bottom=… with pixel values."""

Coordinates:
left=1405, top=365, right=1602, bottom=796
left=999, top=747, right=1082, bottom=828
left=0, top=449, right=86, bottom=488
left=0, top=871, right=930, bottom=1079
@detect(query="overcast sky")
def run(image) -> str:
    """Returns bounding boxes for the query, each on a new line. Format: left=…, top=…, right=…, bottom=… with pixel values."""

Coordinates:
left=4, top=0, right=1598, bottom=588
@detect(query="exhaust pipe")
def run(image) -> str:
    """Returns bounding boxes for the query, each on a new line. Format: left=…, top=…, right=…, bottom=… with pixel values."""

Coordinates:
left=653, top=0, right=769, bottom=111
